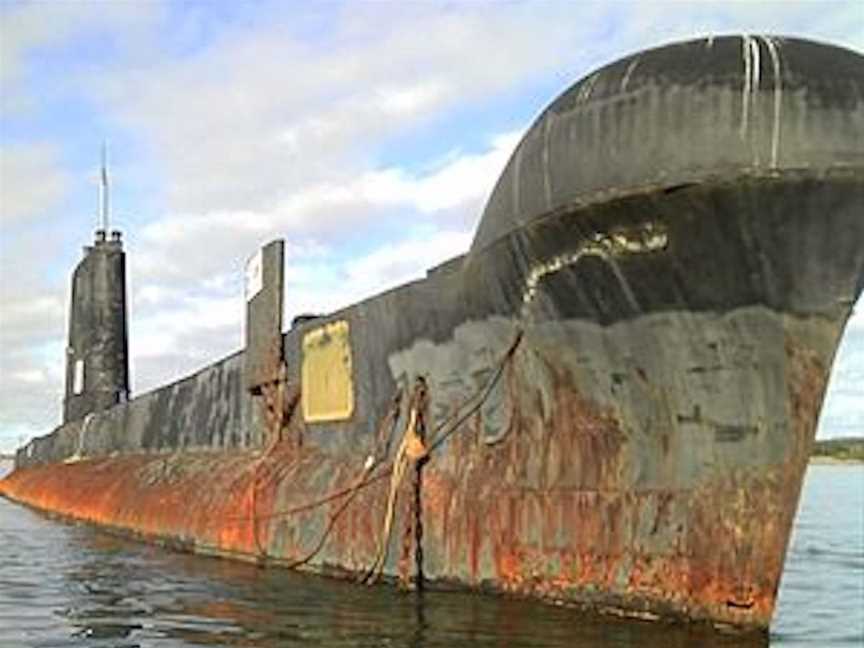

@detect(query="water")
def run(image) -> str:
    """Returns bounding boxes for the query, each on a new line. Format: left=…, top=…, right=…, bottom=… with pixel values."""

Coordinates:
left=0, top=461, right=861, bottom=648
left=771, top=464, right=864, bottom=646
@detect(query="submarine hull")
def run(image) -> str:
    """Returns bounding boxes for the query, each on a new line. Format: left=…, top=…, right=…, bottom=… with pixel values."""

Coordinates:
left=3, top=170, right=861, bottom=630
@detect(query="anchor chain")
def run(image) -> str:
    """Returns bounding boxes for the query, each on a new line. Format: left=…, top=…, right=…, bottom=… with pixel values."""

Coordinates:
left=398, top=387, right=428, bottom=590
left=413, top=455, right=427, bottom=591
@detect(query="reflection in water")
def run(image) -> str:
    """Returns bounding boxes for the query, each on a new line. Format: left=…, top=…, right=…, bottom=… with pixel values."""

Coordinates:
left=0, top=461, right=861, bottom=647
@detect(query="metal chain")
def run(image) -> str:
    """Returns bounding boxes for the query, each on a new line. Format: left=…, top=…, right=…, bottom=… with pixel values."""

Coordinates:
left=398, top=488, right=414, bottom=588
left=413, top=382, right=428, bottom=591
left=413, top=458, right=426, bottom=591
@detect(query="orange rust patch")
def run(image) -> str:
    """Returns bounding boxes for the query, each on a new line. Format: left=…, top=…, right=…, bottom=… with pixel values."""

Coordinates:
left=0, top=443, right=388, bottom=570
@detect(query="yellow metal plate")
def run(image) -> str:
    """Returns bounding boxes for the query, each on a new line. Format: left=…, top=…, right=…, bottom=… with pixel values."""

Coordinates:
left=301, top=320, right=354, bottom=423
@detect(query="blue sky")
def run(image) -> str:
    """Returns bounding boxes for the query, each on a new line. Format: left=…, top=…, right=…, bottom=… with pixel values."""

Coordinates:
left=1, top=0, right=862, bottom=453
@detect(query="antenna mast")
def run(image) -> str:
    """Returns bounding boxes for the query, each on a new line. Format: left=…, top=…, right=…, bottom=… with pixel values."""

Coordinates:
left=98, top=142, right=110, bottom=232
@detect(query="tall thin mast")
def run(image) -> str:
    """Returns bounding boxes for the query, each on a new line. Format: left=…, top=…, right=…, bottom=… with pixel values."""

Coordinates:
left=99, top=142, right=110, bottom=232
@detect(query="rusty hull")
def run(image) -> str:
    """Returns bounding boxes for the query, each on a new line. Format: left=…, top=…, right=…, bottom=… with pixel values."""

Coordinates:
left=0, top=307, right=844, bottom=631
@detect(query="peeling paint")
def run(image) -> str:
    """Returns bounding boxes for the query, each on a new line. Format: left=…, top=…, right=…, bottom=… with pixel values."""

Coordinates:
left=620, top=57, right=640, bottom=92
left=520, top=222, right=668, bottom=317
left=763, top=36, right=783, bottom=168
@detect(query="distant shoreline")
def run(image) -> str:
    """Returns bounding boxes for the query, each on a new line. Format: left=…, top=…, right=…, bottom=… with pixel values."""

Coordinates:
left=809, top=456, right=864, bottom=465
left=811, top=437, right=864, bottom=464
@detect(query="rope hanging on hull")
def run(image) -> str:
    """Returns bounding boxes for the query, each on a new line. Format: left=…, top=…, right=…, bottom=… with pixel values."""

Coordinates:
left=364, top=378, right=428, bottom=586
left=214, top=330, right=523, bottom=583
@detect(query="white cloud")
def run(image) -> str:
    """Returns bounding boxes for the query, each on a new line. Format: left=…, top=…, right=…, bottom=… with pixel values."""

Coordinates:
left=0, top=294, right=65, bottom=348
left=0, top=224, right=69, bottom=452
left=10, top=369, right=48, bottom=385
left=819, top=305, right=864, bottom=439
left=614, top=1, right=863, bottom=56
left=96, top=4, right=584, bottom=215
left=360, top=132, right=520, bottom=214
left=0, top=341, right=64, bottom=452
left=121, top=130, right=513, bottom=395
left=126, top=130, right=515, bottom=295
left=377, top=82, right=447, bottom=117
left=296, top=229, right=472, bottom=318
left=0, top=1, right=161, bottom=113
left=0, top=144, right=69, bottom=224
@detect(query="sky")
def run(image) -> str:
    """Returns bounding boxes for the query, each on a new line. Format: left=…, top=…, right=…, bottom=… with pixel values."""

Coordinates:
left=0, top=0, right=862, bottom=453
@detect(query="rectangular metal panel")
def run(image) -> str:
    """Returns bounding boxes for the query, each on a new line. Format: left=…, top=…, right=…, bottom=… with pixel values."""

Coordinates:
left=73, top=359, right=84, bottom=395
left=245, top=250, right=263, bottom=302
left=301, top=320, right=354, bottom=422
left=244, top=240, right=284, bottom=391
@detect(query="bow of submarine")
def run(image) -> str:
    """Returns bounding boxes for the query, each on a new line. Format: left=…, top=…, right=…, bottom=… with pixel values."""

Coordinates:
left=425, top=35, right=864, bottom=629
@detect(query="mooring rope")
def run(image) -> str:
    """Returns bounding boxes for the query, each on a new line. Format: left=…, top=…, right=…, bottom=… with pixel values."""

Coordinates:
left=290, top=330, right=522, bottom=576
left=362, top=378, right=428, bottom=585
left=63, top=413, right=94, bottom=464
left=427, top=330, right=523, bottom=454
left=215, top=329, right=523, bottom=575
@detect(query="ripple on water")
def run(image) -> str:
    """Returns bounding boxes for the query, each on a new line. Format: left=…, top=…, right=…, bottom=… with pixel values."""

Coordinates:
left=770, top=465, right=864, bottom=648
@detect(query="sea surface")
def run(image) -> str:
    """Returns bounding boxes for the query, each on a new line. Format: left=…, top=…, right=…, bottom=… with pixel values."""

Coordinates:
left=0, top=461, right=861, bottom=648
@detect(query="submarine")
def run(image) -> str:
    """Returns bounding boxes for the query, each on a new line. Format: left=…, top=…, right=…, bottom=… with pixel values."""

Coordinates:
left=2, top=35, right=862, bottom=632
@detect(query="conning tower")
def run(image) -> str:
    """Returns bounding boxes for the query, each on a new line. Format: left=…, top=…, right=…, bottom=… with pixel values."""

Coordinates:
left=63, top=229, right=130, bottom=423
left=63, top=148, right=130, bottom=423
